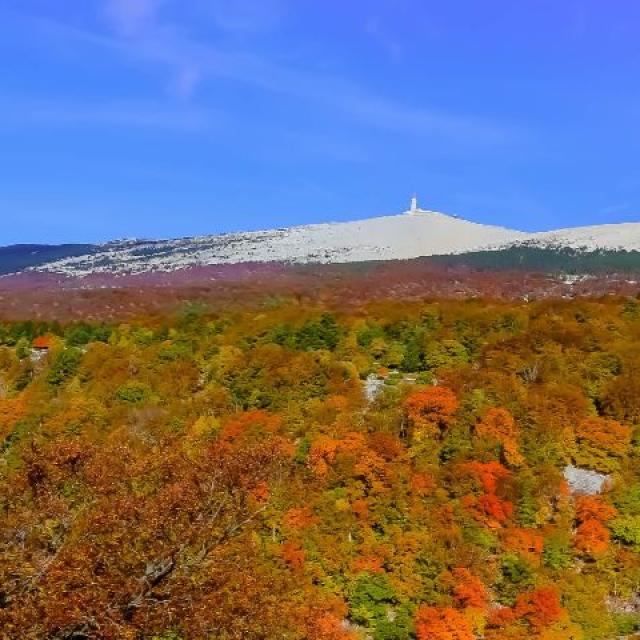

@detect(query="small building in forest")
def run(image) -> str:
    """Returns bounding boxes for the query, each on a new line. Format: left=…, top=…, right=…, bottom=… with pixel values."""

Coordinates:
left=31, top=334, right=55, bottom=362
left=32, top=335, right=54, bottom=351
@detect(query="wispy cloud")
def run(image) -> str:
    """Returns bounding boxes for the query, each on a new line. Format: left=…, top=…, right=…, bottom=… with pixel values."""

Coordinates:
left=205, top=0, right=285, bottom=34
left=169, top=67, right=202, bottom=99
left=7, top=3, right=523, bottom=146
left=104, top=0, right=161, bottom=37
left=364, top=17, right=403, bottom=61
left=0, top=98, right=216, bottom=131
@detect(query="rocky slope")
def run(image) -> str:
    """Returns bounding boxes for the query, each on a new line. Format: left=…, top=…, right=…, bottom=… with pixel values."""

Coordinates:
left=2, top=208, right=640, bottom=277
left=8, top=210, right=529, bottom=276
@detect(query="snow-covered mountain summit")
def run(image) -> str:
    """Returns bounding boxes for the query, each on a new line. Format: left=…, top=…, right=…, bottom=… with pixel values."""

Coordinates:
left=11, top=199, right=640, bottom=277
left=32, top=206, right=528, bottom=276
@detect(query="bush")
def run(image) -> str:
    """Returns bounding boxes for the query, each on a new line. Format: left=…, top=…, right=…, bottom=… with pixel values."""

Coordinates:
left=116, top=381, right=152, bottom=404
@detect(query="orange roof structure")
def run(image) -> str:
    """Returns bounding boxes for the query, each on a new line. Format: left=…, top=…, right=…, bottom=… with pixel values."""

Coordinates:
left=32, top=335, right=54, bottom=350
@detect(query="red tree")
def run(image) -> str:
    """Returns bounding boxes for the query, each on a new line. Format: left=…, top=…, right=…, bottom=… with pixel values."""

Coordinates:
left=404, top=387, right=459, bottom=440
left=415, top=606, right=474, bottom=640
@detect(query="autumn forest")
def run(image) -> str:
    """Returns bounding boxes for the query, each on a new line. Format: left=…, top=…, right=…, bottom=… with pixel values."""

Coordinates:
left=2, top=296, right=640, bottom=639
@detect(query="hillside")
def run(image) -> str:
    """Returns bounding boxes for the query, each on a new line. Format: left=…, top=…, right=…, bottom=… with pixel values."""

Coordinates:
left=24, top=211, right=527, bottom=276
left=2, top=207, right=640, bottom=279
left=528, top=222, right=640, bottom=251
left=2, top=298, right=640, bottom=638
left=0, top=243, right=95, bottom=275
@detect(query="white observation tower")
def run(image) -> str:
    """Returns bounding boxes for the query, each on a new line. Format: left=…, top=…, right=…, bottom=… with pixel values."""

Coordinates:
left=407, top=194, right=422, bottom=215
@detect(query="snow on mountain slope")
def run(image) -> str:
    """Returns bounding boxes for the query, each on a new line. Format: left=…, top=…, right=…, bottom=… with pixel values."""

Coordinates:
left=34, top=210, right=528, bottom=276
left=23, top=206, right=640, bottom=277
left=524, top=222, right=640, bottom=251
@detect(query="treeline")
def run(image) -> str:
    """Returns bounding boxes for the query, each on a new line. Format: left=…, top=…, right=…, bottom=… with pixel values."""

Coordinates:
left=430, top=245, right=640, bottom=273
left=0, top=320, right=112, bottom=348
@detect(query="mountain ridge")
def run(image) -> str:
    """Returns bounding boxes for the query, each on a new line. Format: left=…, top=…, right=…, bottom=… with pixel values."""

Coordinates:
left=2, top=206, right=640, bottom=277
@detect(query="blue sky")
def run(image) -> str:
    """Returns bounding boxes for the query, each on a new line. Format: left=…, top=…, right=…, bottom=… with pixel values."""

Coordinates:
left=1, top=1, right=640, bottom=244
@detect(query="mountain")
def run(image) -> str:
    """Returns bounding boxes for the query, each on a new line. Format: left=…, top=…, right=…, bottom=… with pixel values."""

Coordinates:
left=526, top=221, right=640, bottom=251
left=0, top=210, right=532, bottom=277
left=2, top=206, right=640, bottom=277
left=0, top=243, right=95, bottom=275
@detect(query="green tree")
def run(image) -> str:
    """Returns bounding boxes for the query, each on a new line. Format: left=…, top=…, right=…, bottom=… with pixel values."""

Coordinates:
left=611, top=515, right=640, bottom=550
left=496, top=553, right=535, bottom=606
left=296, top=314, right=339, bottom=351
left=47, top=348, right=83, bottom=386
left=348, top=573, right=397, bottom=630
